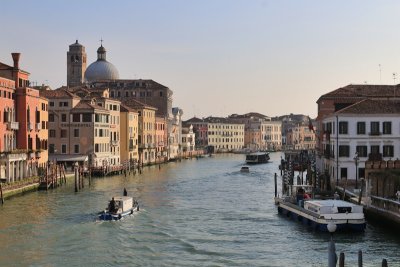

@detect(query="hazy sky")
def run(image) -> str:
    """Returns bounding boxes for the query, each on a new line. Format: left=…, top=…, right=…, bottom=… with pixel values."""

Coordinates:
left=2, top=1, right=400, bottom=120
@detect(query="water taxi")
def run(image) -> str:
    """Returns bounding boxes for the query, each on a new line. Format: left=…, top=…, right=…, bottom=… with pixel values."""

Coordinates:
left=98, top=196, right=139, bottom=221
left=274, top=186, right=365, bottom=232
left=245, top=152, right=270, bottom=164
left=240, top=166, right=250, bottom=172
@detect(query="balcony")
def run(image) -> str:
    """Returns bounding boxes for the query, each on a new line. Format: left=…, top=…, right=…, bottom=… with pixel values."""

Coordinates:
left=7, top=121, right=19, bottom=130
left=129, top=145, right=136, bottom=151
left=35, top=151, right=41, bottom=158
left=27, top=122, right=33, bottom=131
left=28, top=152, right=35, bottom=159
left=36, top=123, right=41, bottom=130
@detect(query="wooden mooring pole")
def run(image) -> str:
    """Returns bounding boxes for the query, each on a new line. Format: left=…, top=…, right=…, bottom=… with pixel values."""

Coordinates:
left=74, top=164, right=79, bottom=192
left=0, top=182, right=4, bottom=204
left=274, top=173, right=277, bottom=198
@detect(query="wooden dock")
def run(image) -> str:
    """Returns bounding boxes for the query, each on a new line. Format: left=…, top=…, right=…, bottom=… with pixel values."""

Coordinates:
left=39, top=164, right=67, bottom=190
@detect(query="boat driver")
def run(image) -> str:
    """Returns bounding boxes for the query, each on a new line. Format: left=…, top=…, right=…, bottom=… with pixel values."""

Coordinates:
left=109, top=197, right=116, bottom=213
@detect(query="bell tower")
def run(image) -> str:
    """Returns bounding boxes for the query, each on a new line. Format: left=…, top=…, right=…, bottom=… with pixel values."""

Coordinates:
left=67, top=40, right=87, bottom=87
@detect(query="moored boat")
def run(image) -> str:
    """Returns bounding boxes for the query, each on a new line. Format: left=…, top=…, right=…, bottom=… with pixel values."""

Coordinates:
left=245, top=152, right=270, bottom=164
left=98, top=196, right=139, bottom=221
left=274, top=186, right=366, bottom=232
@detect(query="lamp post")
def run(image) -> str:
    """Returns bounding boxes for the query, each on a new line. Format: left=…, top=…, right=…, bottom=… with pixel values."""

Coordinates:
left=354, top=152, right=359, bottom=189
left=327, top=221, right=337, bottom=267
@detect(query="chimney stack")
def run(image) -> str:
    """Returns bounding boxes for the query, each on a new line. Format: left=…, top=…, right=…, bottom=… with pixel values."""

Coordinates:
left=11, top=53, right=20, bottom=69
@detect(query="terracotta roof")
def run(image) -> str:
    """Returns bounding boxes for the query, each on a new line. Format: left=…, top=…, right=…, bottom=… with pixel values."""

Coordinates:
left=335, top=99, right=400, bottom=115
left=185, top=117, right=204, bottom=123
left=90, top=79, right=169, bottom=90
left=40, top=87, right=80, bottom=99
left=122, top=98, right=157, bottom=110
left=317, top=84, right=400, bottom=103
left=120, top=103, right=135, bottom=112
left=71, top=100, right=108, bottom=112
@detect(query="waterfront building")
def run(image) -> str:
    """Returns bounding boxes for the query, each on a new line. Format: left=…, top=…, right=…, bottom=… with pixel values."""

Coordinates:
left=40, top=87, right=117, bottom=168
left=155, top=116, right=167, bottom=160
left=122, top=98, right=157, bottom=165
left=120, top=104, right=139, bottom=165
left=184, top=117, right=208, bottom=148
left=181, top=125, right=196, bottom=156
left=228, top=113, right=282, bottom=151
left=285, top=123, right=316, bottom=151
left=321, top=99, right=400, bottom=188
left=316, top=84, right=400, bottom=187
left=66, top=41, right=176, bottom=161
left=169, top=108, right=183, bottom=159
left=185, top=117, right=244, bottom=152
left=0, top=53, right=48, bottom=182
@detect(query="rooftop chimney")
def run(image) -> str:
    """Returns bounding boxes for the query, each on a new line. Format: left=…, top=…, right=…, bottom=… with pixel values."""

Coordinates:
left=11, top=53, right=20, bottom=69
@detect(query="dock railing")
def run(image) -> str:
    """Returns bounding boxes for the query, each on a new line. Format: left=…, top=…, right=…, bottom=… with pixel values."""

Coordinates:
left=370, top=195, right=400, bottom=214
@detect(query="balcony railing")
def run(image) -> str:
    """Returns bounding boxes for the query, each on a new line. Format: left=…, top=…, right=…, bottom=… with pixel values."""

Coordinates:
left=36, top=123, right=41, bottom=130
left=129, top=145, right=136, bottom=151
left=7, top=121, right=19, bottom=130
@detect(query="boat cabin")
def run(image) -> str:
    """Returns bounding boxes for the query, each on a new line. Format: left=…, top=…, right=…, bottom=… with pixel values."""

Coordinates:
left=112, top=196, right=133, bottom=213
left=304, top=199, right=363, bottom=215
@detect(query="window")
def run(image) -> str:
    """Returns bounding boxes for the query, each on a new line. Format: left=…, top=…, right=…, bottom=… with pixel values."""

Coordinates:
left=383, top=145, right=394, bottom=157
left=49, top=144, right=55, bottom=154
left=125, top=91, right=129, bottom=97
left=370, top=122, right=380, bottom=135
left=72, top=113, right=80, bottom=122
left=340, top=168, right=348, bottom=180
left=159, top=91, right=163, bottom=97
left=383, top=121, right=392, bottom=134
left=49, top=114, right=54, bottom=122
left=61, top=144, right=67, bottom=154
left=357, top=122, right=366, bottom=135
left=49, top=130, right=56, bottom=138
left=370, top=145, right=380, bottom=154
left=95, top=143, right=99, bottom=152
left=338, top=121, right=348, bottom=134
left=82, top=113, right=92, bottom=122
left=74, top=144, right=79, bottom=153
left=339, top=145, right=350, bottom=157
left=356, top=146, right=368, bottom=157
left=61, top=129, right=67, bottom=138
left=74, top=129, right=79, bottom=137
left=61, top=114, right=67, bottom=122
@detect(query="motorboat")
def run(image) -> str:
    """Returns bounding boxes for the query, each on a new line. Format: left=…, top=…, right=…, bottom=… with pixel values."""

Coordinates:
left=245, top=152, right=270, bottom=164
left=240, top=166, right=250, bottom=172
left=98, top=196, right=139, bottom=221
left=274, top=185, right=365, bottom=232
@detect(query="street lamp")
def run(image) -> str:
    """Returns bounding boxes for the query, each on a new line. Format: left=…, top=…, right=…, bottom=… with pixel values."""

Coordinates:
left=354, top=152, right=359, bottom=189
left=327, top=221, right=337, bottom=267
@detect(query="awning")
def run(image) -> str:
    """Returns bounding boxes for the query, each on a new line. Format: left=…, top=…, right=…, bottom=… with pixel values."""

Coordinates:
left=49, top=155, right=89, bottom=162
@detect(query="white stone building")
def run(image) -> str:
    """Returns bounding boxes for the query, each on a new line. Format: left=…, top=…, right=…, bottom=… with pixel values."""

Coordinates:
left=321, top=99, right=400, bottom=188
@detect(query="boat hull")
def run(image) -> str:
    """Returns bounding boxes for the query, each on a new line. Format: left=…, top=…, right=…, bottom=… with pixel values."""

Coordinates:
left=275, top=199, right=366, bottom=232
left=98, top=206, right=139, bottom=221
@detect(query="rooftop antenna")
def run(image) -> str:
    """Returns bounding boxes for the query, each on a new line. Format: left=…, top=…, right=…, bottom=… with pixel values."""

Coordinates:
left=393, top=73, right=397, bottom=85
left=100, top=38, right=103, bottom=46
left=379, top=64, right=382, bottom=84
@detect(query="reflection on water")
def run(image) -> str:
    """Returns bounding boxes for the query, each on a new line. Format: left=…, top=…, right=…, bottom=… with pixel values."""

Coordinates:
left=0, top=153, right=399, bottom=266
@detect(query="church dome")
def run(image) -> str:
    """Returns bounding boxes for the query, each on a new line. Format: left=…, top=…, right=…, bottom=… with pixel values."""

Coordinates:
left=84, top=44, right=119, bottom=82
left=85, top=60, right=119, bottom=82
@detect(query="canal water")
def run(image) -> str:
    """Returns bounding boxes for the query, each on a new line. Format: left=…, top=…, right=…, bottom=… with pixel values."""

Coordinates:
left=0, top=153, right=399, bottom=266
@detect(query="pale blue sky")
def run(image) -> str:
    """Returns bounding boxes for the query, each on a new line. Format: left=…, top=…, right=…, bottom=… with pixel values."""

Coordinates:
left=2, top=1, right=400, bottom=119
